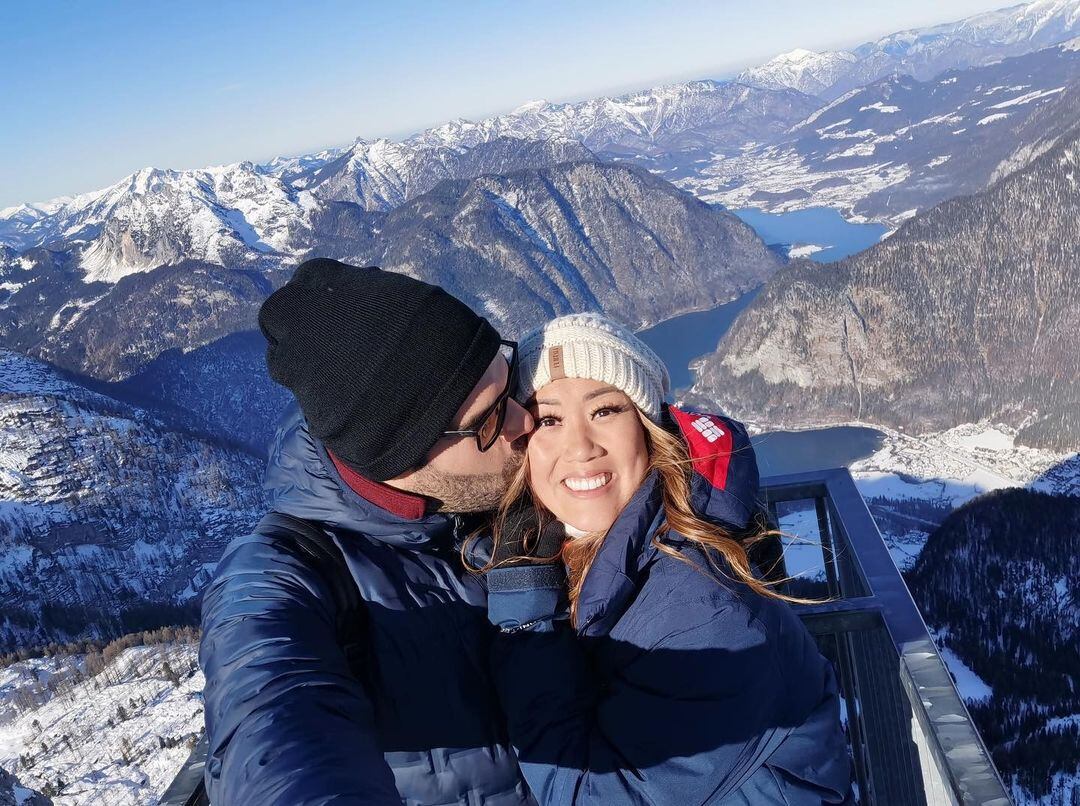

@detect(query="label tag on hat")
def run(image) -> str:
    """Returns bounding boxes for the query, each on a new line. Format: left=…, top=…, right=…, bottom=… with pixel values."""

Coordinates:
left=548, top=346, right=566, bottom=380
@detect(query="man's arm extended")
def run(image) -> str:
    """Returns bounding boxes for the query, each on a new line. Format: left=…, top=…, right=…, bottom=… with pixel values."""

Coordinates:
left=199, top=532, right=400, bottom=805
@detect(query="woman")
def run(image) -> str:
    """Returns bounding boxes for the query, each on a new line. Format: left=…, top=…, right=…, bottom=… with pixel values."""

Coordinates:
left=476, top=313, right=852, bottom=805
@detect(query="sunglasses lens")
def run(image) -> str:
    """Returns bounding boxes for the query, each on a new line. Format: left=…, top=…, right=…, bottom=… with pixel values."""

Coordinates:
left=484, top=397, right=513, bottom=451
left=477, top=341, right=517, bottom=452
left=478, top=406, right=499, bottom=450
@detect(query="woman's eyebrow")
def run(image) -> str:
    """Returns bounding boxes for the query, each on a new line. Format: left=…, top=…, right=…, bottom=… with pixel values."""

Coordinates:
left=583, top=385, right=622, bottom=401
left=535, top=385, right=623, bottom=407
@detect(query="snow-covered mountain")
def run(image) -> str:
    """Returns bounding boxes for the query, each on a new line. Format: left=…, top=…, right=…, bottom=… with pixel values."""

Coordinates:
left=739, top=49, right=861, bottom=99
left=294, top=135, right=594, bottom=211
left=2, top=160, right=781, bottom=383
left=0, top=163, right=317, bottom=284
left=3, top=0, right=1077, bottom=273
left=0, top=139, right=596, bottom=284
left=739, top=0, right=1080, bottom=99
left=695, top=40, right=1080, bottom=223
left=688, top=117, right=1080, bottom=451
left=0, top=82, right=815, bottom=283
left=405, top=80, right=819, bottom=156
left=0, top=350, right=266, bottom=651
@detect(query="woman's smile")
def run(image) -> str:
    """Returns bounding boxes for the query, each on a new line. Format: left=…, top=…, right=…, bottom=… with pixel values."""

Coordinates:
left=562, top=471, right=614, bottom=494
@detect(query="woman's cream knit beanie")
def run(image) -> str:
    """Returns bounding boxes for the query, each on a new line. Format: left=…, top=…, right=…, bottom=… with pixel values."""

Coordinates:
left=517, top=312, right=671, bottom=422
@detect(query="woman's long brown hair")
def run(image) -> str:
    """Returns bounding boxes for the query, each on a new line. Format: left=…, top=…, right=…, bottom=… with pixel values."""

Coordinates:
left=466, top=407, right=817, bottom=626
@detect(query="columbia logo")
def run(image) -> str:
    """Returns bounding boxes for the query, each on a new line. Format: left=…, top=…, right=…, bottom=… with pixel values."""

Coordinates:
left=691, top=416, right=725, bottom=443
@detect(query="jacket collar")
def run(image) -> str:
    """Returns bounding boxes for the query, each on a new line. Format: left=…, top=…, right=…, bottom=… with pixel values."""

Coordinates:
left=575, top=471, right=666, bottom=637
left=263, top=407, right=456, bottom=550
left=326, top=449, right=428, bottom=521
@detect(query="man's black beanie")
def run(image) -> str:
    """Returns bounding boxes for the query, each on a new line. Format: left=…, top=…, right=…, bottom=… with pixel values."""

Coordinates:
left=258, top=258, right=501, bottom=481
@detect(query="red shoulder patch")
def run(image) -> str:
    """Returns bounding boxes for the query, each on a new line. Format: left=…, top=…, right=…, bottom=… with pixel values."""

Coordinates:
left=668, top=406, right=733, bottom=492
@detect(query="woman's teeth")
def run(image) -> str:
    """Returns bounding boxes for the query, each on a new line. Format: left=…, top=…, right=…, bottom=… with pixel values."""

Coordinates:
left=563, top=473, right=611, bottom=492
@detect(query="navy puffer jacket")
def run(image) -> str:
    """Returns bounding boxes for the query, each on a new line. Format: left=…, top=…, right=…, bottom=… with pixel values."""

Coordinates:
left=199, top=411, right=535, bottom=805
left=486, top=408, right=853, bottom=805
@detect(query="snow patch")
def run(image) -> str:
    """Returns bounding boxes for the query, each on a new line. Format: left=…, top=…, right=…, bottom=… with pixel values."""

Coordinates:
left=787, top=243, right=825, bottom=258
left=0, top=644, right=204, bottom=805
left=977, top=113, right=1010, bottom=126
left=816, top=118, right=853, bottom=134
left=858, top=102, right=900, bottom=113
left=938, top=645, right=993, bottom=703
left=989, top=86, right=1065, bottom=109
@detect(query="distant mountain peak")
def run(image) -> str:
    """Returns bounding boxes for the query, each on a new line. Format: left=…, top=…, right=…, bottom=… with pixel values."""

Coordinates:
left=511, top=99, right=551, bottom=113
left=740, top=0, right=1080, bottom=98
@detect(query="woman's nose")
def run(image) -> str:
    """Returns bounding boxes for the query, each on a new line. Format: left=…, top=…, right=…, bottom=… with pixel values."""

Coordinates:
left=563, top=417, right=602, bottom=462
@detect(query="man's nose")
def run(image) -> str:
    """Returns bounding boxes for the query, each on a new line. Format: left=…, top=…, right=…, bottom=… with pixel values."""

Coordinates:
left=504, top=399, right=534, bottom=440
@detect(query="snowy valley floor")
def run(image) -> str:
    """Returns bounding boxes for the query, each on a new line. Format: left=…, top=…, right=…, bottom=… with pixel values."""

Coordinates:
left=851, top=420, right=1079, bottom=567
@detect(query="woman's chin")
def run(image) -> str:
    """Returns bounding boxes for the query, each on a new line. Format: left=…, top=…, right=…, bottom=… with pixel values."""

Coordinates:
left=557, top=509, right=617, bottom=536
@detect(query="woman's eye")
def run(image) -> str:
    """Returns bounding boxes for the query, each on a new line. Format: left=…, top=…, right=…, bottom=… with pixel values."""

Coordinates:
left=537, top=416, right=559, bottom=428
left=593, top=404, right=623, bottom=418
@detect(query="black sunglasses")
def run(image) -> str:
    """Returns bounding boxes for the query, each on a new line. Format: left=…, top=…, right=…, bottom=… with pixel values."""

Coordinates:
left=441, top=340, right=519, bottom=452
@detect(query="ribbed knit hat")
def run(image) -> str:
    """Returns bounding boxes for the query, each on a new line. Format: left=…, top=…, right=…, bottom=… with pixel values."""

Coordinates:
left=258, top=258, right=501, bottom=481
left=517, top=312, right=670, bottom=421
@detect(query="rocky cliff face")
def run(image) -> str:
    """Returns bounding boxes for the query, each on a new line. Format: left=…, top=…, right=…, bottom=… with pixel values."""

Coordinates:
left=0, top=350, right=266, bottom=652
left=689, top=125, right=1080, bottom=451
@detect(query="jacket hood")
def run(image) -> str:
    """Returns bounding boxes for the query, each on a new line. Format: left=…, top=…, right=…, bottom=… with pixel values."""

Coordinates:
left=263, top=406, right=455, bottom=549
left=665, top=405, right=761, bottom=532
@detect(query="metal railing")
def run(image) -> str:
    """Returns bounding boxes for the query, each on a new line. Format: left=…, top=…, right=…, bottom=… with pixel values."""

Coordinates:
left=159, top=732, right=208, bottom=805
left=762, top=468, right=1010, bottom=806
left=162, top=467, right=1010, bottom=806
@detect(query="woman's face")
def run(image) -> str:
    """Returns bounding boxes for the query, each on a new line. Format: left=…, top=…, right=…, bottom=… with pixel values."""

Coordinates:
left=527, top=377, right=649, bottom=533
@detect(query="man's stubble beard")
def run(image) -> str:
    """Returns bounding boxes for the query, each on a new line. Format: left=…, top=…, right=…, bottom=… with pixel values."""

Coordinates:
left=411, top=448, right=524, bottom=513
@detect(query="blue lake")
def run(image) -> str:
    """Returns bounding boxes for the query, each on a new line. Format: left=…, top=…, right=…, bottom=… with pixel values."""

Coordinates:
left=637, top=290, right=760, bottom=391
left=639, top=292, right=886, bottom=474
left=749, top=426, right=886, bottom=476
left=733, top=207, right=888, bottom=263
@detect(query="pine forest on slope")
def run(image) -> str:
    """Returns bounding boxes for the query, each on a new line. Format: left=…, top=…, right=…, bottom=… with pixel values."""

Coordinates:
left=908, top=488, right=1080, bottom=802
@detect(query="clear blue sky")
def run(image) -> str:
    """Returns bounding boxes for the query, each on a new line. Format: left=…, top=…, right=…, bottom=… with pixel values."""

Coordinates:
left=1, top=0, right=1011, bottom=208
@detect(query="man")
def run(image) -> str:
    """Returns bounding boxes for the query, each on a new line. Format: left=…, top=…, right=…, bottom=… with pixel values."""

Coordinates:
left=199, top=258, right=536, bottom=805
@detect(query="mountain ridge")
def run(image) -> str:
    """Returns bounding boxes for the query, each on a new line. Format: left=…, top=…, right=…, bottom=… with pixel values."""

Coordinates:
left=739, top=0, right=1080, bottom=99
left=688, top=121, right=1080, bottom=451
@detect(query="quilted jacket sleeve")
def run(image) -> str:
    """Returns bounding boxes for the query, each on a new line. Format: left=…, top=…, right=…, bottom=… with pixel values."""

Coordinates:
left=199, top=532, right=401, bottom=805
